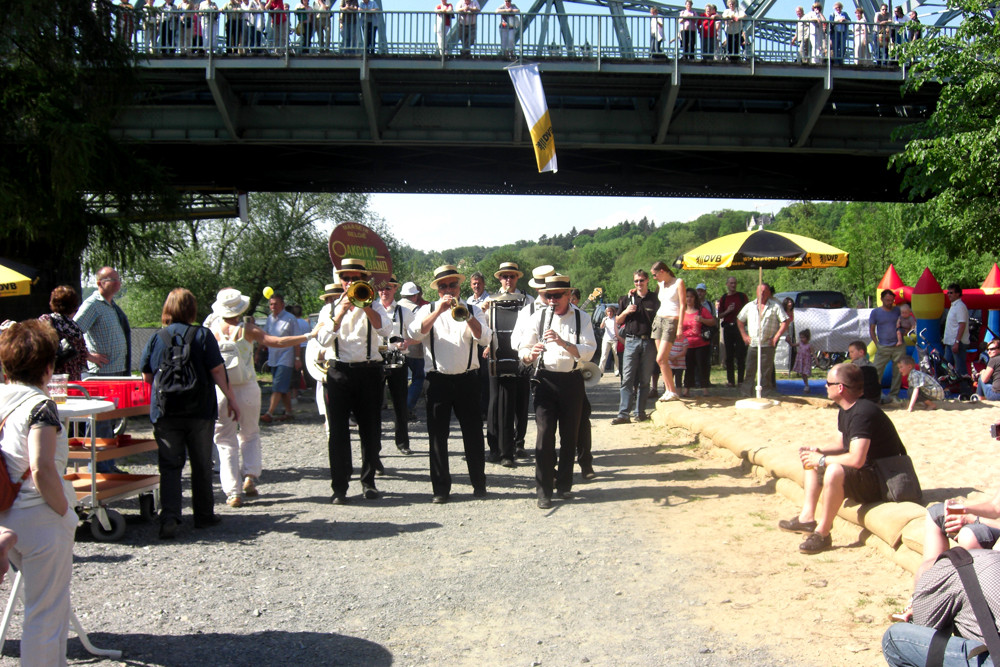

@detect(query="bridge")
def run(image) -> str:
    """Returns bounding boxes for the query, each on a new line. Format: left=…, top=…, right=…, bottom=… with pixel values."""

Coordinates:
left=113, top=6, right=947, bottom=202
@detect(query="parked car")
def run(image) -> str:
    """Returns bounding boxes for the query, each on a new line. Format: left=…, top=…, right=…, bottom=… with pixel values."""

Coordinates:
left=773, top=290, right=849, bottom=309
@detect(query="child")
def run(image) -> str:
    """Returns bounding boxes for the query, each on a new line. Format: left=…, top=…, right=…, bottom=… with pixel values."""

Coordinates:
left=897, top=303, right=917, bottom=345
left=668, top=336, right=688, bottom=392
left=848, top=340, right=882, bottom=402
left=898, top=355, right=944, bottom=411
left=790, top=328, right=813, bottom=392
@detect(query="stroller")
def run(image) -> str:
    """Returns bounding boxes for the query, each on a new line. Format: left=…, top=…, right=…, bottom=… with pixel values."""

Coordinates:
left=915, top=328, right=975, bottom=400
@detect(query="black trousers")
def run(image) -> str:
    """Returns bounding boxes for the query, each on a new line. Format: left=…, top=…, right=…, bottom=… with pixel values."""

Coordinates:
left=383, top=365, right=409, bottom=447
left=326, top=363, right=383, bottom=496
left=426, top=371, right=487, bottom=498
left=486, top=372, right=529, bottom=459
left=723, top=322, right=747, bottom=385
left=576, top=393, right=593, bottom=472
left=154, top=416, right=215, bottom=524
left=534, top=369, right=585, bottom=498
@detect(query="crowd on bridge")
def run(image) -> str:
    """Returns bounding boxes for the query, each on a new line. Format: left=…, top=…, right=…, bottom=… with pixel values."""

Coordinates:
left=101, top=0, right=927, bottom=65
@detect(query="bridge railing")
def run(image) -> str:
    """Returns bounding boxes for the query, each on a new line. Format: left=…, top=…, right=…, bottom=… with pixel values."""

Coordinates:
left=108, top=8, right=950, bottom=67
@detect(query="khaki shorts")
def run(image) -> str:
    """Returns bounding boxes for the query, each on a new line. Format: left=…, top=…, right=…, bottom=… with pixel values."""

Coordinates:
left=651, top=315, right=678, bottom=343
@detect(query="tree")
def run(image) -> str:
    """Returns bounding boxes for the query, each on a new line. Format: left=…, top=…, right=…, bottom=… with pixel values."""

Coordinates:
left=1, top=0, right=175, bottom=319
left=892, top=0, right=1000, bottom=256
left=120, top=193, right=395, bottom=324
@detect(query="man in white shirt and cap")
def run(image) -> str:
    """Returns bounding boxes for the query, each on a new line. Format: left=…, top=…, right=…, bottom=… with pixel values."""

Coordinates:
left=314, top=259, right=392, bottom=504
left=407, top=265, right=491, bottom=504
left=517, top=274, right=597, bottom=509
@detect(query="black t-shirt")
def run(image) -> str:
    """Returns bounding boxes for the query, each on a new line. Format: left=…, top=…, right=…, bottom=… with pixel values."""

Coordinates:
left=140, top=323, right=224, bottom=423
left=617, top=291, right=659, bottom=337
left=989, top=356, right=1000, bottom=392
left=837, top=398, right=905, bottom=464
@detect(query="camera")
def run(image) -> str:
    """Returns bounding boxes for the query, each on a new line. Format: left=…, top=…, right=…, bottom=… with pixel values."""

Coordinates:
left=992, top=423, right=999, bottom=439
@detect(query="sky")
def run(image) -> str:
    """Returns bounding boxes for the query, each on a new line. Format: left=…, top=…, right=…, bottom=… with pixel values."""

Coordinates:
left=371, top=194, right=791, bottom=251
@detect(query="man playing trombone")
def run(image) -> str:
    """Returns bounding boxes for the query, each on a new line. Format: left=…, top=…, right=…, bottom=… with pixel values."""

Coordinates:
left=407, top=265, right=490, bottom=504
left=314, top=258, right=391, bottom=504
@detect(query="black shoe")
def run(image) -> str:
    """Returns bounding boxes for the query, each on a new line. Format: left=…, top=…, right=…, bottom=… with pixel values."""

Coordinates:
left=331, top=494, right=349, bottom=505
left=559, top=491, right=574, bottom=500
left=473, top=487, right=487, bottom=498
left=778, top=516, right=818, bottom=534
left=537, top=497, right=552, bottom=510
left=581, top=468, right=596, bottom=480
left=397, top=445, right=413, bottom=456
left=363, top=487, right=380, bottom=500
left=432, top=495, right=449, bottom=504
left=635, top=412, right=649, bottom=422
left=194, top=515, right=222, bottom=529
left=610, top=416, right=631, bottom=425
left=408, top=411, right=419, bottom=423
left=485, top=452, right=501, bottom=464
left=514, top=447, right=530, bottom=459
left=799, top=531, right=833, bottom=554
left=499, top=458, right=516, bottom=468
left=375, top=462, right=386, bottom=477
left=159, top=518, right=180, bottom=540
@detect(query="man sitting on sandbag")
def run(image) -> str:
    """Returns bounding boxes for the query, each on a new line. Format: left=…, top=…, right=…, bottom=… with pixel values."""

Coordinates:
left=777, top=362, right=907, bottom=554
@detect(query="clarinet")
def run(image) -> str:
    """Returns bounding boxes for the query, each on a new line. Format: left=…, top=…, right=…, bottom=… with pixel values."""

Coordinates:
left=531, top=304, right=556, bottom=385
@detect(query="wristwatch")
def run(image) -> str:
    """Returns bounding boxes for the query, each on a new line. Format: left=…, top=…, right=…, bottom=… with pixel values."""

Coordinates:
left=818, top=455, right=827, bottom=468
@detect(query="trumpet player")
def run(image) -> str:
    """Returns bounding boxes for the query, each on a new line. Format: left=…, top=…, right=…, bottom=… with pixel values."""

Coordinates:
left=407, top=265, right=490, bottom=504
left=516, top=275, right=596, bottom=510
left=315, top=259, right=392, bottom=505
left=377, top=275, right=414, bottom=456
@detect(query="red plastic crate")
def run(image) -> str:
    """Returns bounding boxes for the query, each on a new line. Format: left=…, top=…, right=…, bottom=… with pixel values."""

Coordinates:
left=68, top=379, right=151, bottom=408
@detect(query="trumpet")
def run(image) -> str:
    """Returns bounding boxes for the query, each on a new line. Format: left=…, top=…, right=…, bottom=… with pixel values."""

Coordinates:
left=451, top=300, right=470, bottom=322
left=346, top=280, right=375, bottom=307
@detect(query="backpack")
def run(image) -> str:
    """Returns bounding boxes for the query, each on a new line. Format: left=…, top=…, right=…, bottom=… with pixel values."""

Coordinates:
left=154, top=325, right=203, bottom=417
left=0, top=394, right=40, bottom=511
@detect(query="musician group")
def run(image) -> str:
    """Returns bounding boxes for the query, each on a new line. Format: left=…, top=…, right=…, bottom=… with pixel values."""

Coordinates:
left=311, top=258, right=596, bottom=509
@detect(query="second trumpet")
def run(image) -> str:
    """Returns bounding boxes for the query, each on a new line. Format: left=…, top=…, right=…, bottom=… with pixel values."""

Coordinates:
left=451, top=300, right=470, bottom=322
left=346, top=280, right=375, bottom=307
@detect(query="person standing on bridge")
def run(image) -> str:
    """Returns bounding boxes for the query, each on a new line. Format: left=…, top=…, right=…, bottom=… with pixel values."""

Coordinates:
left=698, top=3, right=719, bottom=61
left=435, top=0, right=454, bottom=56
left=340, top=0, right=359, bottom=54
left=679, top=0, right=697, bottom=59
left=805, top=2, right=827, bottom=64
left=649, top=7, right=664, bottom=56
left=721, top=0, right=744, bottom=62
left=457, top=0, right=480, bottom=57
left=791, top=6, right=811, bottom=64
left=852, top=6, right=871, bottom=65
left=497, top=0, right=520, bottom=58
left=828, top=1, right=850, bottom=65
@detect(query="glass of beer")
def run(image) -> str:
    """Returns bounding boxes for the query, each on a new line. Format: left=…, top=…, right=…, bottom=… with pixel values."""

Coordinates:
left=945, top=499, right=966, bottom=538
left=47, top=373, right=68, bottom=404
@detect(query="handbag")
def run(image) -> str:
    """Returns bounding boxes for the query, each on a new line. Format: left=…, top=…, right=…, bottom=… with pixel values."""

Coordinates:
left=873, top=453, right=923, bottom=503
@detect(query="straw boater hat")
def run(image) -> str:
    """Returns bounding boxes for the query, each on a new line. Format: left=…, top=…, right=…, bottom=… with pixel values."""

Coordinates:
left=212, top=288, right=251, bottom=318
left=384, top=274, right=400, bottom=287
left=429, top=265, right=466, bottom=289
left=538, top=274, right=572, bottom=293
left=400, top=281, right=420, bottom=297
left=319, top=283, right=344, bottom=299
left=528, top=265, right=555, bottom=289
left=494, top=261, right=524, bottom=280
left=334, top=258, right=371, bottom=277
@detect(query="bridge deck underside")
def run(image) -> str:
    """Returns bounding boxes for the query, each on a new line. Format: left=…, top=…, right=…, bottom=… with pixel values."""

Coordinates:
left=121, top=58, right=938, bottom=199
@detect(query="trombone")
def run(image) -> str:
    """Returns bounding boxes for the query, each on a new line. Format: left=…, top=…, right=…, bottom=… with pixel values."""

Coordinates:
left=345, top=280, right=375, bottom=308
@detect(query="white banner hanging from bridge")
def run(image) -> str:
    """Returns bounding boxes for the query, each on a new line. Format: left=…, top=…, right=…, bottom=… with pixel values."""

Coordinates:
left=507, top=64, right=557, bottom=174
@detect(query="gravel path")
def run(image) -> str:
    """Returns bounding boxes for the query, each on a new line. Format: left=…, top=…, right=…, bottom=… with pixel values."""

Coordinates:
left=0, top=377, right=794, bottom=666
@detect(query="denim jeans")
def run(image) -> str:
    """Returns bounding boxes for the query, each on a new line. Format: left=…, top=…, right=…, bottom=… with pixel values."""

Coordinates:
left=406, top=357, right=425, bottom=411
left=617, top=337, right=656, bottom=418
left=882, top=623, right=993, bottom=667
left=977, top=381, right=1000, bottom=401
left=945, top=342, right=969, bottom=376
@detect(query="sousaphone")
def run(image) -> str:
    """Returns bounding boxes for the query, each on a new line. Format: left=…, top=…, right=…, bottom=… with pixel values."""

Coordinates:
left=305, top=338, right=331, bottom=383
left=578, top=360, right=603, bottom=388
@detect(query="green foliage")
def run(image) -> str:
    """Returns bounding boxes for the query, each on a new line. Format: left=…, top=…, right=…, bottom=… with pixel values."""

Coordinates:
left=119, top=193, right=393, bottom=322
left=892, top=0, right=1000, bottom=256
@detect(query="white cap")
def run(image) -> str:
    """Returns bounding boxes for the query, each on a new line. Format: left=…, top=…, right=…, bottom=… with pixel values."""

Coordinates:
left=400, top=281, right=420, bottom=297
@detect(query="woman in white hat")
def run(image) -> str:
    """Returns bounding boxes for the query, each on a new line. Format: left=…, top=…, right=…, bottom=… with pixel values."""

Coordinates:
left=209, top=288, right=317, bottom=507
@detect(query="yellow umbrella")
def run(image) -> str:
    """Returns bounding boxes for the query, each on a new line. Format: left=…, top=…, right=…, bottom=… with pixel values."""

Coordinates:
left=675, top=229, right=849, bottom=404
left=675, top=229, right=849, bottom=271
left=0, top=258, right=39, bottom=297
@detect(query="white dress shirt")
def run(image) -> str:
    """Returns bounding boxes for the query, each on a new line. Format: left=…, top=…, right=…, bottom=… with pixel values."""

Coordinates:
left=408, top=301, right=491, bottom=374
left=380, top=300, right=413, bottom=344
left=315, top=301, right=392, bottom=363
left=516, top=304, right=597, bottom=373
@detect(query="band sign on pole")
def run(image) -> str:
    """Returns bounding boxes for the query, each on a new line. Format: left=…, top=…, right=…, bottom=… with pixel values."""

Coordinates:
left=328, top=222, right=393, bottom=288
